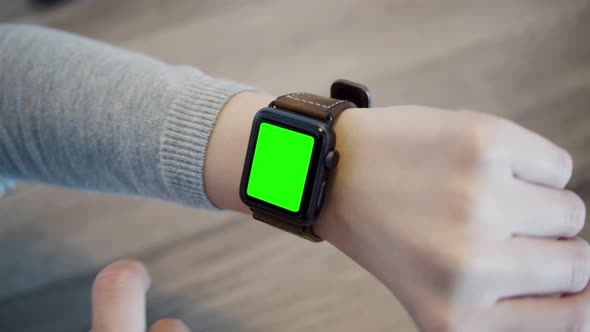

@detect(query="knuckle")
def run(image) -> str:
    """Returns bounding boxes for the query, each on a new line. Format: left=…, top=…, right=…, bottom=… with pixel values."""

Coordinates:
left=461, top=252, right=495, bottom=286
left=568, top=242, right=590, bottom=293
left=458, top=113, right=511, bottom=164
left=93, top=259, right=146, bottom=293
left=559, top=149, right=574, bottom=186
left=472, top=112, right=511, bottom=133
left=150, top=319, right=189, bottom=332
left=565, top=191, right=587, bottom=236
left=464, top=256, right=487, bottom=279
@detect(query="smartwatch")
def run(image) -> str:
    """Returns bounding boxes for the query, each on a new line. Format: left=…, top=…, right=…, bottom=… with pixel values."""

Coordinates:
left=239, top=80, right=371, bottom=242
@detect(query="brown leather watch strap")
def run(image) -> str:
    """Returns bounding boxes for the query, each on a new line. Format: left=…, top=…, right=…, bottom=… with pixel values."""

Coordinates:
left=253, top=210, right=323, bottom=242
left=250, top=91, right=355, bottom=243
left=273, top=92, right=356, bottom=122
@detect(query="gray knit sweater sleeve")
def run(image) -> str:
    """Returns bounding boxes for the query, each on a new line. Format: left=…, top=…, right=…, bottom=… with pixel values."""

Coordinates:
left=0, top=24, right=254, bottom=208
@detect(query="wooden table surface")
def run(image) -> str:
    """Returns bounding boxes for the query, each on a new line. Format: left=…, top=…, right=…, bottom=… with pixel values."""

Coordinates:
left=1, top=1, right=589, bottom=331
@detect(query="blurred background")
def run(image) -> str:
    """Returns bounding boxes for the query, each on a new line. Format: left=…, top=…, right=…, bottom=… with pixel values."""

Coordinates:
left=0, top=0, right=589, bottom=331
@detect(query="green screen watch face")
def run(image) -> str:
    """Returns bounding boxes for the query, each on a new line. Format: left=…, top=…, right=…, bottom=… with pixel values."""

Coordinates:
left=246, top=122, right=315, bottom=212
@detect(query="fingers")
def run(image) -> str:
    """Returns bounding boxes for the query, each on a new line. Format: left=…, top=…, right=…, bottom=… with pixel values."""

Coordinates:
left=149, top=319, right=191, bottom=332
left=92, top=259, right=151, bottom=332
left=508, top=181, right=586, bottom=238
left=475, top=294, right=582, bottom=331
left=493, top=118, right=573, bottom=189
left=493, top=237, right=590, bottom=299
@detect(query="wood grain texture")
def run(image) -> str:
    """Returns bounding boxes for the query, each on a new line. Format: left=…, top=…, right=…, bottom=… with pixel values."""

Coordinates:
left=1, top=1, right=589, bottom=331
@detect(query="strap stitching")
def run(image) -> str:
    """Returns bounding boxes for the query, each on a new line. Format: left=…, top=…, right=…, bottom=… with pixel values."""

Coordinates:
left=285, top=93, right=346, bottom=109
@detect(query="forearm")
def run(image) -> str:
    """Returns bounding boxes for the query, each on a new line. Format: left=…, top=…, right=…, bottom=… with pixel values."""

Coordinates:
left=0, top=23, right=346, bottom=243
left=0, top=24, right=252, bottom=208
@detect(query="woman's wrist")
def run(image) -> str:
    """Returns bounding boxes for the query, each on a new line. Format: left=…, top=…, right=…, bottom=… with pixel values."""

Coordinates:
left=204, top=91, right=273, bottom=213
left=203, top=90, right=351, bottom=246
left=312, top=110, right=360, bottom=243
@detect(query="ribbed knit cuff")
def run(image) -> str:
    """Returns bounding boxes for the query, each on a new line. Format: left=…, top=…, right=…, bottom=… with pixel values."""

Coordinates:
left=160, top=72, right=257, bottom=209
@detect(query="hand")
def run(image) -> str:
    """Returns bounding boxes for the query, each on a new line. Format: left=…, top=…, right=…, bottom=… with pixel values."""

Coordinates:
left=91, top=259, right=191, bottom=332
left=206, top=93, right=587, bottom=331
left=314, top=106, right=587, bottom=331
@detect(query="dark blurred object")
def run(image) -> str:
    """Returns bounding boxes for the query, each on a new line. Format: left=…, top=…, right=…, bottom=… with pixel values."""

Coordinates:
left=30, top=0, right=68, bottom=8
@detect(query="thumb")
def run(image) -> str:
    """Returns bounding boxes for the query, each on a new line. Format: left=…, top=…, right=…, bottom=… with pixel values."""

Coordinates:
left=91, top=258, right=151, bottom=332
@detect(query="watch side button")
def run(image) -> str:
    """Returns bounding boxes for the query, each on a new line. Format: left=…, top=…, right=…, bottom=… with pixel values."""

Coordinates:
left=317, top=180, right=327, bottom=208
left=325, top=150, right=340, bottom=169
